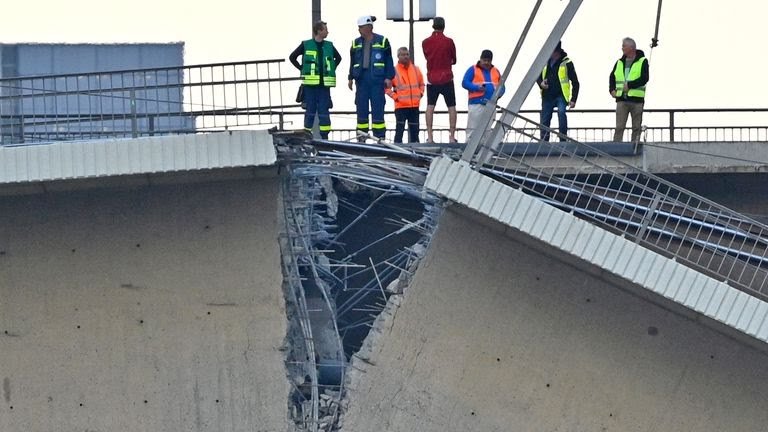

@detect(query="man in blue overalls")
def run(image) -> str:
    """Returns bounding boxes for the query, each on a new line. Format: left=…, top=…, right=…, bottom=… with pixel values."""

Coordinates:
left=348, top=15, right=395, bottom=142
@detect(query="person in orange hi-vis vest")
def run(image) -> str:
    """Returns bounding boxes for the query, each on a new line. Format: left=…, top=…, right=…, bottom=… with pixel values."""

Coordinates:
left=386, top=47, right=425, bottom=143
left=461, top=49, right=505, bottom=144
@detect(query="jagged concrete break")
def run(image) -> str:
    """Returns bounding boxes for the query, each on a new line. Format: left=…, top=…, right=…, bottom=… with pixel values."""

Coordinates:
left=342, top=205, right=768, bottom=431
left=0, top=177, right=291, bottom=432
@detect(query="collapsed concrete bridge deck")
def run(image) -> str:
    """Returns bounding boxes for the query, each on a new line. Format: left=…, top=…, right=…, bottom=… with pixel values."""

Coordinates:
left=1, top=131, right=767, bottom=431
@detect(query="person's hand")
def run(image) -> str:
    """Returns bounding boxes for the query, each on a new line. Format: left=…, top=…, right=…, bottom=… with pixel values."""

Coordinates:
left=477, top=83, right=486, bottom=91
left=384, top=78, right=393, bottom=89
left=348, top=80, right=354, bottom=91
left=610, top=90, right=617, bottom=98
left=569, top=101, right=576, bottom=109
left=623, top=82, right=629, bottom=92
left=540, top=79, right=549, bottom=89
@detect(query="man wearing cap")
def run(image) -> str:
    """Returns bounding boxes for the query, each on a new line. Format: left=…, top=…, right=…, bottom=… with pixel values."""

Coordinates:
left=348, top=15, right=395, bottom=142
left=422, top=16, right=457, bottom=143
left=461, top=50, right=505, bottom=144
left=289, top=20, right=342, bottom=139
left=385, top=47, right=425, bottom=143
left=536, top=41, right=579, bottom=141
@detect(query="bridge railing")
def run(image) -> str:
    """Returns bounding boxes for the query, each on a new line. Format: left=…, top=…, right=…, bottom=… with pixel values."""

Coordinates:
left=1, top=57, right=765, bottom=146
left=276, top=108, right=768, bottom=144
left=474, top=108, right=768, bottom=299
left=0, top=59, right=301, bottom=145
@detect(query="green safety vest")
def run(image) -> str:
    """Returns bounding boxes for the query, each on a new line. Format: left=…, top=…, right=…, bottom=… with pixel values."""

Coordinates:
left=541, top=57, right=572, bottom=101
left=613, top=57, right=646, bottom=98
left=301, top=39, right=337, bottom=87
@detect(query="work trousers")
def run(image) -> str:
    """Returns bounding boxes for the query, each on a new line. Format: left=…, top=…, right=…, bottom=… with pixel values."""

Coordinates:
left=466, top=103, right=491, bottom=144
left=303, top=85, right=332, bottom=139
left=355, top=70, right=387, bottom=139
left=614, top=101, right=644, bottom=143
left=394, top=107, right=420, bottom=143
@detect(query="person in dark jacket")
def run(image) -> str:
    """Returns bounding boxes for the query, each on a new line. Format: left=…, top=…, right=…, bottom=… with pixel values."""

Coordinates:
left=536, top=41, right=579, bottom=141
left=347, top=15, right=395, bottom=142
left=289, top=21, right=342, bottom=139
left=609, top=37, right=649, bottom=144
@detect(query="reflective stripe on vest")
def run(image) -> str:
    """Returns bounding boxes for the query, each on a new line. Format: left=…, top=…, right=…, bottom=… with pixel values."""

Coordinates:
left=388, top=64, right=424, bottom=109
left=350, top=34, right=390, bottom=79
left=301, top=39, right=337, bottom=87
left=541, top=57, right=572, bottom=101
left=614, top=57, right=646, bottom=98
left=372, top=37, right=388, bottom=49
left=468, top=66, right=501, bottom=101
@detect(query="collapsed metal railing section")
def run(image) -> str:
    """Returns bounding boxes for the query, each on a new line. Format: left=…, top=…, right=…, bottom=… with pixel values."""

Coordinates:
left=0, top=59, right=299, bottom=144
left=278, top=136, right=440, bottom=431
left=469, top=109, right=768, bottom=299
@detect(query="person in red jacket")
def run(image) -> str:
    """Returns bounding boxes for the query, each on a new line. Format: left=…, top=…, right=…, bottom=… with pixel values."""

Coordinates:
left=422, top=17, right=457, bottom=143
left=386, top=47, right=425, bottom=143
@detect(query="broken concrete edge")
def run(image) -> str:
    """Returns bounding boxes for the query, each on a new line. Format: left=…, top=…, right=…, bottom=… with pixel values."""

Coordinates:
left=339, top=209, right=442, bottom=429
left=276, top=153, right=442, bottom=431
left=277, top=174, right=325, bottom=431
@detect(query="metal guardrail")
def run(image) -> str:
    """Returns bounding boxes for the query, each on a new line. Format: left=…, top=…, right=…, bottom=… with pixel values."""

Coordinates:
left=0, top=59, right=300, bottom=145
left=276, top=108, right=768, bottom=144
left=0, top=58, right=765, bottom=146
left=470, top=108, right=768, bottom=299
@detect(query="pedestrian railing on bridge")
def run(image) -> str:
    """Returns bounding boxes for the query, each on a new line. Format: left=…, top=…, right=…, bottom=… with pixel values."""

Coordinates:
left=276, top=108, right=768, bottom=144
left=1, top=59, right=765, bottom=146
left=0, top=59, right=300, bottom=145
left=466, top=108, right=768, bottom=300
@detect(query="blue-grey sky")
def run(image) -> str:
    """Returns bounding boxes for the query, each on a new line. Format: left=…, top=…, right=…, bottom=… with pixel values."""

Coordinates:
left=0, top=1, right=763, bottom=120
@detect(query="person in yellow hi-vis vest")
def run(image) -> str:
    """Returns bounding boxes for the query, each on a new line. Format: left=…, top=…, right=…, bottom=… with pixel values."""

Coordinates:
left=609, top=37, right=650, bottom=144
left=536, top=41, right=580, bottom=141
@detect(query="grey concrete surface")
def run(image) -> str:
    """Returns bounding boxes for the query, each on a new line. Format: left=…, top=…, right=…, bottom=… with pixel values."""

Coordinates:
left=661, top=172, right=768, bottom=221
left=636, top=141, right=768, bottom=174
left=519, top=141, right=768, bottom=175
left=342, top=206, right=768, bottom=432
left=0, top=178, right=290, bottom=432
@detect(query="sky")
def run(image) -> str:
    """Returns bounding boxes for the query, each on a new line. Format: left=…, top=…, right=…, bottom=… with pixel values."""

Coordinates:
left=1, top=0, right=765, bottom=129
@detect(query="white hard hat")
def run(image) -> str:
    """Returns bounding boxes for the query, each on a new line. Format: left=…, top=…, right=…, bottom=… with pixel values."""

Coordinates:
left=357, top=15, right=376, bottom=26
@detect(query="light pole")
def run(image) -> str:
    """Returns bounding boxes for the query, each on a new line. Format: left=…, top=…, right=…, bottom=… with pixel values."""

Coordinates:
left=312, top=0, right=321, bottom=24
left=387, top=0, right=434, bottom=63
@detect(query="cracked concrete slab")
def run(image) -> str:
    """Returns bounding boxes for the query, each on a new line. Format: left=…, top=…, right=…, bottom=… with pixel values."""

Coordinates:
left=341, top=205, right=768, bottom=431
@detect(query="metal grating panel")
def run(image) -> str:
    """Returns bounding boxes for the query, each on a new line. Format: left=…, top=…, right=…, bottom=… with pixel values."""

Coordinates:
left=0, top=131, right=276, bottom=185
left=425, top=156, right=768, bottom=347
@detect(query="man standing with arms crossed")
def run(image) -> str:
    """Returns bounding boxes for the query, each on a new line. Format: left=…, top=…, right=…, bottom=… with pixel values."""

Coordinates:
left=348, top=15, right=395, bottom=142
left=609, top=37, right=649, bottom=146
left=289, top=20, right=342, bottom=139
left=422, top=16, right=457, bottom=143
left=386, top=47, right=425, bottom=143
